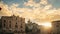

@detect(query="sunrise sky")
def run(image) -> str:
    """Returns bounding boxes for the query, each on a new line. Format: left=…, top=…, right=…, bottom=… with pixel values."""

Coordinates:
left=0, top=0, right=60, bottom=24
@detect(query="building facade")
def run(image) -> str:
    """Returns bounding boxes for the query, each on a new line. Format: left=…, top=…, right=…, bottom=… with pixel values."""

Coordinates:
left=52, top=20, right=60, bottom=34
left=1, top=15, right=25, bottom=34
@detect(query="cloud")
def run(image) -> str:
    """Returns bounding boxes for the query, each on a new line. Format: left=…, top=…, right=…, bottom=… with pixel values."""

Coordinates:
left=23, top=0, right=60, bottom=23
left=0, top=2, right=12, bottom=16
left=1, top=0, right=60, bottom=24
left=40, top=0, right=48, bottom=5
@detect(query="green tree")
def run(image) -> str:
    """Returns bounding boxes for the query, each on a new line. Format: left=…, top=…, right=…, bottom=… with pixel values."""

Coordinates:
left=25, top=20, right=40, bottom=33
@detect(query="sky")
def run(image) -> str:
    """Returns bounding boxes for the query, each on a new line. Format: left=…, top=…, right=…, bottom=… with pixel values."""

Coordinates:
left=0, top=0, right=60, bottom=24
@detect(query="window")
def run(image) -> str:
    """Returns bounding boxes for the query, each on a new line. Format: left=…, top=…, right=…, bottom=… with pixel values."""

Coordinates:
left=21, top=26, right=22, bottom=28
left=9, top=24, right=11, bottom=28
left=15, top=25, right=18, bottom=28
left=4, top=23, right=5, bottom=27
left=20, top=23, right=23, bottom=28
left=15, top=23, right=18, bottom=28
left=21, top=30, right=22, bottom=32
left=9, top=21, right=11, bottom=28
left=56, top=25, right=59, bottom=27
left=16, top=18, right=17, bottom=20
left=4, top=20, right=6, bottom=28
left=16, top=22, right=17, bottom=24
left=9, top=21, right=11, bottom=23
left=21, top=18, right=22, bottom=22
left=4, top=20, right=6, bottom=22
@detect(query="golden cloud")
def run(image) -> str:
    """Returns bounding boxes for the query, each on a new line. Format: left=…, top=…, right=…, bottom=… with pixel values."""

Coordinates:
left=0, top=0, right=60, bottom=24
left=0, top=2, right=12, bottom=16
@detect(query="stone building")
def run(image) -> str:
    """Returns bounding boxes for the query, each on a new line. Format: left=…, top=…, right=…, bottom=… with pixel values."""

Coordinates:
left=0, top=19, right=1, bottom=27
left=52, top=20, right=60, bottom=34
left=1, top=15, right=25, bottom=34
left=0, top=19, right=2, bottom=34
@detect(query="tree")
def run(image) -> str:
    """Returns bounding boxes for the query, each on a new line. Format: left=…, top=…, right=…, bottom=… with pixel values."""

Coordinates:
left=25, top=20, right=40, bottom=33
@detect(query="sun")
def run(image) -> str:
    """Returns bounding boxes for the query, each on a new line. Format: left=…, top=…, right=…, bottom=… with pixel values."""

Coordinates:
left=41, top=22, right=52, bottom=28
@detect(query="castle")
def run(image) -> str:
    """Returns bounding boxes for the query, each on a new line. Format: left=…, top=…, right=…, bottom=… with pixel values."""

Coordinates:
left=0, top=15, right=26, bottom=34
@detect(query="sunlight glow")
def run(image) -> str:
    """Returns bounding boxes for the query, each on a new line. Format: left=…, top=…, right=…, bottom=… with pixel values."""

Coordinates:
left=41, top=22, right=52, bottom=28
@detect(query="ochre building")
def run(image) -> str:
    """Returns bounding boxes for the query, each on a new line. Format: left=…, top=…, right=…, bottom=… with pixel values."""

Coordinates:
left=1, top=15, right=25, bottom=34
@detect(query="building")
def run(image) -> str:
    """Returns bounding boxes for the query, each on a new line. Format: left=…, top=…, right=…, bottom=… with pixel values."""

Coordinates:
left=0, top=19, right=2, bottom=28
left=52, top=20, right=60, bottom=34
left=0, top=19, right=2, bottom=34
left=1, top=15, right=25, bottom=34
